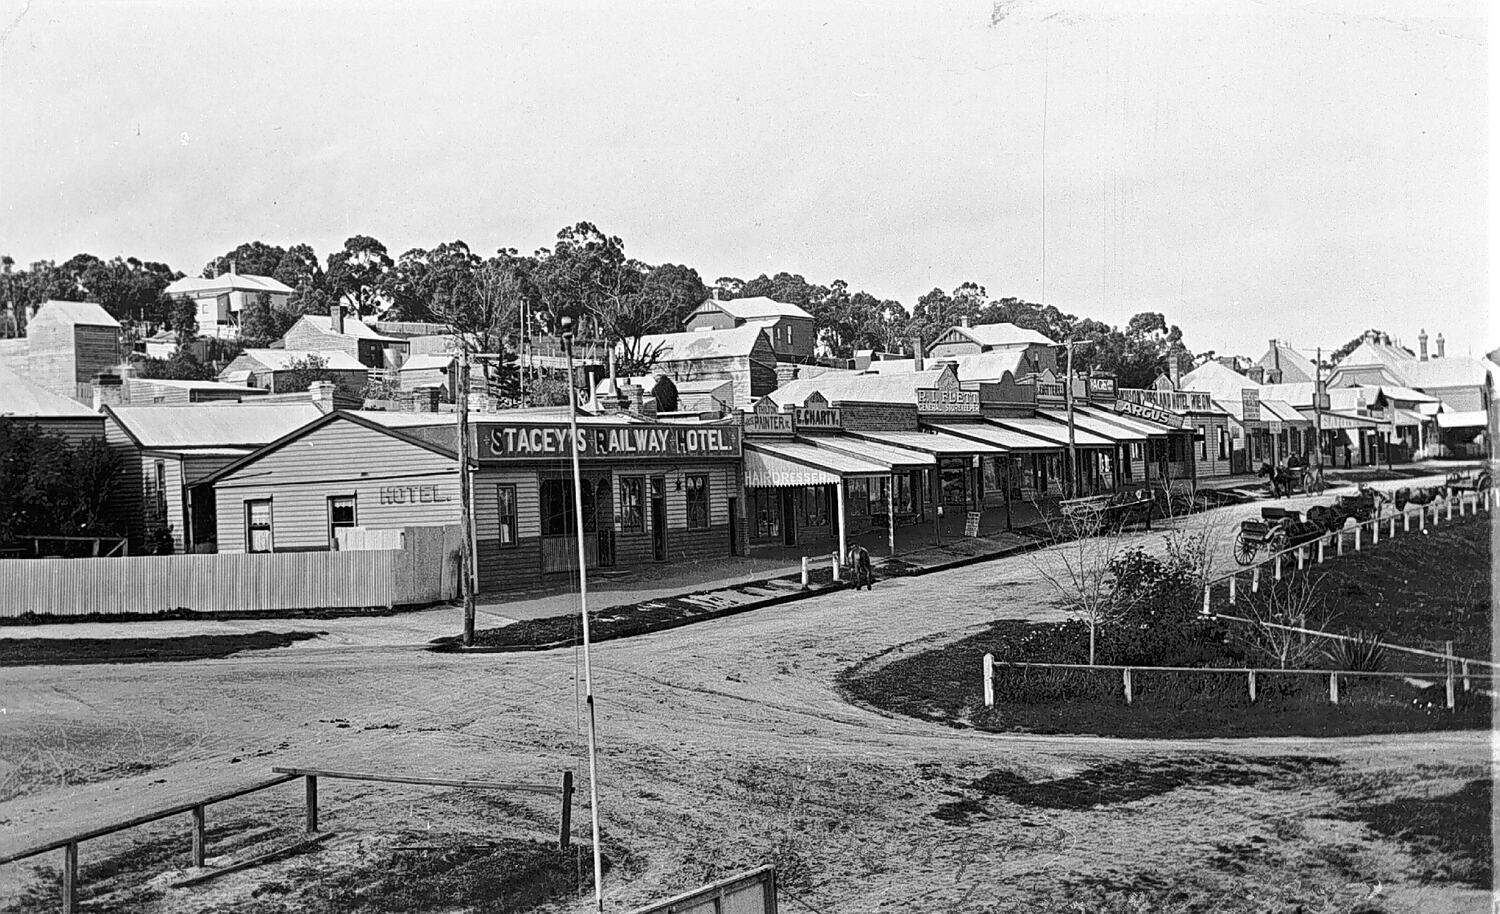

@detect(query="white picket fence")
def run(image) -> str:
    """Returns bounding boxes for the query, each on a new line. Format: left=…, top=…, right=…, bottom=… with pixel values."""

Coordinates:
left=0, top=529, right=460, bottom=617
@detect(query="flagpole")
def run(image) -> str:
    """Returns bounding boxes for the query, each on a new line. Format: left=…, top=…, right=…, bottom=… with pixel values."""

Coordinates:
left=561, top=317, right=605, bottom=911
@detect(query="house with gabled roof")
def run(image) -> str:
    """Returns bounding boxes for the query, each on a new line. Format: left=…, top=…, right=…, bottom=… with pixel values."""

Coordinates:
left=632, top=325, right=778, bottom=410
left=26, top=299, right=123, bottom=403
left=103, top=401, right=326, bottom=553
left=1254, top=339, right=1318, bottom=384
left=685, top=295, right=815, bottom=363
left=282, top=305, right=410, bottom=370
left=218, top=348, right=370, bottom=396
left=164, top=270, right=294, bottom=340
left=925, top=321, right=1058, bottom=374
left=0, top=364, right=106, bottom=443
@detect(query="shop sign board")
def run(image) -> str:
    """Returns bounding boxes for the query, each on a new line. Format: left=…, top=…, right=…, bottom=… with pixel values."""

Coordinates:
left=378, top=484, right=452, bottom=505
left=1114, top=398, right=1186, bottom=429
left=917, top=368, right=980, bottom=415
left=744, top=413, right=794, bottom=435
left=793, top=406, right=841, bottom=430
left=1241, top=389, right=1262, bottom=423
left=479, top=423, right=741, bottom=460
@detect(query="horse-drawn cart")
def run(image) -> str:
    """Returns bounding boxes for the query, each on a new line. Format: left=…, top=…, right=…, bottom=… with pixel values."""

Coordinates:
left=1233, top=506, right=1326, bottom=566
left=1305, top=486, right=1379, bottom=533
left=1059, top=490, right=1155, bottom=531
left=1444, top=467, right=1493, bottom=497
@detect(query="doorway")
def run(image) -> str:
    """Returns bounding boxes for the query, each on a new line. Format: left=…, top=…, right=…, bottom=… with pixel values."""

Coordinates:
left=594, top=477, right=615, bottom=568
left=650, top=475, right=667, bottom=562
left=727, top=497, right=740, bottom=556
left=779, top=491, right=797, bottom=546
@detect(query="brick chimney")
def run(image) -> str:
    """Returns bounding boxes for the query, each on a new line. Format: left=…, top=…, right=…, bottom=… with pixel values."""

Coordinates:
left=1435, top=333, right=1445, bottom=358
left=329, top=302, right=344, bottom=335
left=912, top=337, right=924, bottom=371
left=91, top=371, right=124, bottom=411
left=1246, top=366, right=1265, bottom=384
left=1418, top=329, right=1429, bottom=361
left=1167, top=354, right=1181, bottom=388
left=309, top=380, right=337, bottom=413
left=959, top=314, right=970, bottom=328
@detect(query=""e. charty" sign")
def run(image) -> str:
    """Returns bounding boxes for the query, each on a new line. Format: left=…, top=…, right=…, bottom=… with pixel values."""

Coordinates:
left=479, top=423, right=741, bottom=460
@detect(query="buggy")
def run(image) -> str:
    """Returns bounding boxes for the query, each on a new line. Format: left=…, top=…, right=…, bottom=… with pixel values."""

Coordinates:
left=1233, top=506, right=1325, bottom=566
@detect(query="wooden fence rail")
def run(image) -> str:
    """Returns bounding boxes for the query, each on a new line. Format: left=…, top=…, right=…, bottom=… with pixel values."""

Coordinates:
left=981, top=656, right=1488, bottom=711
left=1, top=766, right=574, bottom=914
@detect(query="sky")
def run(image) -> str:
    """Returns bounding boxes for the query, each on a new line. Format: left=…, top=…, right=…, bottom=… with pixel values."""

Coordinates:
left=0, top=0, right=1489, bottom=356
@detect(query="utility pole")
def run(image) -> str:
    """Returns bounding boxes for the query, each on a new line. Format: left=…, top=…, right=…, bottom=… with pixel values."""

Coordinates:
left=561, top=317, right=605, bottom=913
left=1063, top=339, right=1091, bottom=498
left=1313, top=347, right=1325, bottom=486
left=456, top=346, right=477, bottom=646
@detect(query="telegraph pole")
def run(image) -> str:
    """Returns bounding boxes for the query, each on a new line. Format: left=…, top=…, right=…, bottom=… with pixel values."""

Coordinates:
left=457, top=346, right=477, bottom=647
left=1063, top=339, right=1091, bottom=497
left=1313, top=347, right=1325, bottom=486
left=561, top=317, right=605, bottom=913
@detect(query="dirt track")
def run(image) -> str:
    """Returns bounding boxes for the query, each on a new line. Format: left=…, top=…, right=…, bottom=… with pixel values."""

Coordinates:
left=0, top=481, right=1491, bottom=912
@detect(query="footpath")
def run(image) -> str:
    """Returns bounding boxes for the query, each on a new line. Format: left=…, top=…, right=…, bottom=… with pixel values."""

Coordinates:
left=1, top=459, right=1477, bottom=658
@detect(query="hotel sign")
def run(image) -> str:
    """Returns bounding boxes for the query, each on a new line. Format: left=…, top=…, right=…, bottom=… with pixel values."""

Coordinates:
left=1113, top=398, right=1186, bottom=429
left=479, top=423, right=741, bottom=460
left=1241, top=389, right=1262, bottom=423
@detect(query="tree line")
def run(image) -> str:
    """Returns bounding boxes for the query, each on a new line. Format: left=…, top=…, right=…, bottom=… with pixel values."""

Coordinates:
left=3, top=223, right=1376, bottom=389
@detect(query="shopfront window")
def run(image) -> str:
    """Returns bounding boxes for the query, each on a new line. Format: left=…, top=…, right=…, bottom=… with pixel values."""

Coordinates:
left=685, top=474, right=709, bottom=530
left=803, top=485, right=831, bottom=526
left=496, top=485, right=517, bottom=546
left=750, top=490, right=781, bottom=540
left=245, top=499, right=273, bottom=553
left=542, top=478, right=598, bottom=536
left=848, top=478, right=870, bottom=516
left=619, top=477, right=644, bottom=533
left=939, top=458, right=968, bottom=506
left=327, top=495, right=357, bottom=548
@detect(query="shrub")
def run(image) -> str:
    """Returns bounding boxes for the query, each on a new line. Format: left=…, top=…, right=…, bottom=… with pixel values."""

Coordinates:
left=1323, top=631, right=1386, bottom=672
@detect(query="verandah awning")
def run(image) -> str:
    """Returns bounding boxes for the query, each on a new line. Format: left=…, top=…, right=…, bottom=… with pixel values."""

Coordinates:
left=922, top=420, right=1060, bottom=452
left=743, top=439, right=889, bottom=488
left=1435, top=410, right=1489, bottom=429
left=1034, top=408, right=1147, bottom=442
left=841, top=428, right=1006, bottom=456
left=1299, top=410, right=1383, bottom=430
left=984, top=416, right=1115, bottom=448
left=1071, top=406, right=1176, bottom=438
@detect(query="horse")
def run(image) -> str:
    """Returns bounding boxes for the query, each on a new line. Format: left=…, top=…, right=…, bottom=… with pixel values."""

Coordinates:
left=846, top=544, right=874, bottom=591
left=1257, top=461, right=1299, bottom=499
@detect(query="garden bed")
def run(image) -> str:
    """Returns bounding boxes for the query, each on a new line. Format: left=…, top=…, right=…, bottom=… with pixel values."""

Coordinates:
left=841, top=513, right=1493, bottom=739
left=0, top=631, right=323, bottom=666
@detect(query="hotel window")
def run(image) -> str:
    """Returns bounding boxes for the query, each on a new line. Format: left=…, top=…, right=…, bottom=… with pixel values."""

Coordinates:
left=1218, top=428, right=1229, bottom=460
left=541, top=478, right=570, bottom=536
left=619, top=477, right=644, bottom=533
left=496, top=485, right=517, bottom=546
left=685, top=474, right=710, bottom=530
left=1198, top=426, right=1208, bottom=461
left=848, top=478, right=870, bottom=516
left=327, top=495, right=357, bottom=548
left=245, top=499, right=273, bottom=553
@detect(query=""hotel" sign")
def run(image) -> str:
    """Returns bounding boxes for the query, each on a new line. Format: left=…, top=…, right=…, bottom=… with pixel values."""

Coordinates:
left=480, top=423, right=742, bottom=460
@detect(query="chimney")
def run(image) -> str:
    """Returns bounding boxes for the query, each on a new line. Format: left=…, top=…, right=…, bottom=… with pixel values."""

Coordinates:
left=329, top=302, right=344, bottom=335
left=1418, top=329, right=1428, bottom=361
left=1268, top=339, right=1279, bottom=375
left=1436, top=333, right=1445, bottom=358
left=622, top=383, right=645, bottom=415
left=308, top=380, right=336, bottom=414
left=1246, top=366, right=1265, bottom=384
left=91, top=371, right=124, bottom=411
left=912, top=337, right=924, bottom=372
left=1168, top=355, right=1181, bottom=388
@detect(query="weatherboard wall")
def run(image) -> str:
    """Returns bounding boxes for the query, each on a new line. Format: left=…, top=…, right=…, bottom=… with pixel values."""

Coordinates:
left=212, top=419, right=458, bottom=553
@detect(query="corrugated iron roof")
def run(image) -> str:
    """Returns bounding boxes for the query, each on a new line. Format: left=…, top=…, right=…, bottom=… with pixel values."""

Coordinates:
left=842, top=428, right=1005, bottom=455
left=744, top=439, right=889, bottom=481
left=297, top=314, right=406, bottom=343
left=984, top=416, right=1115, bottom=448
left=0, top=366, right=102, bottom=418
left=698, top=296, right=813, bottom=321
left=235, top=349, right=368, bottom=371
left=107, top=402, right=323, bottom=448
left=1034, top=408, right=1147, bottom=442
left=941, top=323, right=1057, bottom=350
left=636, top=325, right=768, bottom=360
left=165, top=273, right=294, bottom=296
left=770, top=369, right=947, bottom=407
left=31, top=300, right=120, bottom=327
left=923, top=420, right=1062, bottom=451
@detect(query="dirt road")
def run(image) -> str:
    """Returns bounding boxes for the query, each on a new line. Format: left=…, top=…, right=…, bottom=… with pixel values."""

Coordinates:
left=0, top=482, right=1489, bottom=912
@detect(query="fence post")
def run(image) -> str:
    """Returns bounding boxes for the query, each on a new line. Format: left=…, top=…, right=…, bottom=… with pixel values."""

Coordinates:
left=1420, top=506, right=1427, bottom=532
left=62, top=842, right=78, bottom=914
left=1317, top=539, right=1325, bottom=564
left=558, top=771, right=574, bottom=849
left=983, top=653, right=995, bottom=707
left=1388, top=516, right=1396, bottom=538
left=1228, top=576, right=1237, bottom=605
left=1122, top=667, right=1133, bottom=705
left=1329, top=672, right=1339, bottom=704
left=830, top=553, right=841, bottom=582
left=1296, top=548, right=1305, bottom=571
left=1372, top=518, right=1379, bottom=544
left=304, top=775, right=319, bottom=833
left=1202, top=585, right=1211, bottom=616
left=1461, top=660, right=1471, bottom=693
left=1445, top=641, right=1456, bottom=711
left=1355, top=526, right=1362, bottom=550
left=1247, top=669, right=1256, bottom=703
left=1447, top=498, right=1453, bottom=521
left=1251, top=566, right=1261, bottom=593
left=1274, top=555, right=1282, bottom=581
left=1403, top=510, right=1410, bottom=533
left=1337, top=530, right=1344, bottom=555
left=192, top=804, right=206, bottom=868
left=800, top=557, right=809, bottom=590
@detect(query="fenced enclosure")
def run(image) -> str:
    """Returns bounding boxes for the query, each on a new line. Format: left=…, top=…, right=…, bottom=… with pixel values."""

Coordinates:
left=0, top=525, right=460, bottom=617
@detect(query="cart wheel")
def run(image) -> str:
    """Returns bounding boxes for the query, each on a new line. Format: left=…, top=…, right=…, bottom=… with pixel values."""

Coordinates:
left=1234, top=534, right=1258, bottom=566
left=1268, top=530, right=1289, bottom=554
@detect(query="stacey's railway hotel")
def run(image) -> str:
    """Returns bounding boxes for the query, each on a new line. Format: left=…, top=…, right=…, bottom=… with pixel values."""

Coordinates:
left=204, top=410, right=743, bottom=591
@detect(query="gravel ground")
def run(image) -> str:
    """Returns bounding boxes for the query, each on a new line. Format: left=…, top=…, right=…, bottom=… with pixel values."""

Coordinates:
left=0, top=476, right=1489, bottom=913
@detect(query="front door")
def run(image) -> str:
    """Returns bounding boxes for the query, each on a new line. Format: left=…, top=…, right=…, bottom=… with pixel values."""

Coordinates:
left=780, top=491, right=797, bottom=546
left=650, top=476, right=667, bottom=562
left=594, top=477, right=615, bottom=567
left=727, top=497, right=740, bottom=556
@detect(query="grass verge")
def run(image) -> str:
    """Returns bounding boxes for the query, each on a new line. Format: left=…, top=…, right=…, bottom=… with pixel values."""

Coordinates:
left=0, top=631, right=322, bottom=666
